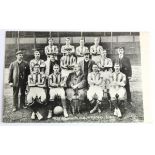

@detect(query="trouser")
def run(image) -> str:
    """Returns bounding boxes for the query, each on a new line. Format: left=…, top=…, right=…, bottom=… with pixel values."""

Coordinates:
left=13, top=85, right=26, bottom=108
left=125, top=77, right=132, bottom=102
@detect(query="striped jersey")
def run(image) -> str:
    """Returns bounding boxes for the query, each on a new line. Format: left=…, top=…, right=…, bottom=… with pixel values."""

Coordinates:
left=30, top=59, right=45, bottom=73
left=110, top=72, right=126, bottom=87
left=90, top=45, right=103, bottom=55
left=88, top=71, right=103, bottom=86
left=28, top=72, right=46, bottom=85
left=60, top=55, right=76, bottom=67
left=48, top=73, right=66, bottom=87
left=76, top=46, right=88, bottom=57
left=44, top=45, right=58, bottom=56
left=61, top=45, right=75, bottom=54
left=97, top=57, right=113, bottom=68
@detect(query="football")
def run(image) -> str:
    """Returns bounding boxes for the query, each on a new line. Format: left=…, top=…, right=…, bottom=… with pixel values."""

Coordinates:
left=53, top=106, right=63, bottom=115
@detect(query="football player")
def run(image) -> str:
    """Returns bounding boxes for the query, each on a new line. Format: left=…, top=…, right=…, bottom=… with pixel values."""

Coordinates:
left=76, top=39, right=88, bottom=63
left=30, top=50, right=45, bottom=73
left=47, top=64, right=68, bottom=118
left=90, top=37, right=103, bottom=63
left=60, top=47, right=76, bottom=78
left=27, top=64, right=47, bottom=120
left=61, top=37, right=75, bottom=55
left=87, top=64, right=103, bottom=114
left=44, top=38, right=58, bottom=60
left=109, top=63, right=126, bottom=118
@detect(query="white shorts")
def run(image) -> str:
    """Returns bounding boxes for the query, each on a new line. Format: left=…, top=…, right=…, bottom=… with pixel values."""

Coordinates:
left=87, top=86, right=103, bottom=101
left=27, top=87, right=46, bottom=103
left=109, top=87, right=126, bottom=100
left=49, top=88, right=66, bottom=100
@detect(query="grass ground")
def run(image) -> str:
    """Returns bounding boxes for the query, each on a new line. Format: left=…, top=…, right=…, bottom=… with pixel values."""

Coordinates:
left=2, top=66, right=144, bottom=123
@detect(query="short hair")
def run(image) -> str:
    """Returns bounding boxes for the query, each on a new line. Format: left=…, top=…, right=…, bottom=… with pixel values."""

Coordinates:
left=92, top=63, right=99, bottom=68
left=80, top=38, right=84, bottom=41
left=48, top=38, right=54, bottom=41
left=118, top=47, right=125, bottom=51
left=114, top=62, right=120, bottom=67
left=34, top=50, right=40, bottom=54
left=66, top=37, right=70, bottom=41
left=94, top=37, right=100, bottom=41
left=53, top=64, right=60, bottom=69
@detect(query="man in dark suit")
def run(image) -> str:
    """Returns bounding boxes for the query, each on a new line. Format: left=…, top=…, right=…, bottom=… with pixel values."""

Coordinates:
left=113, top=47, right=132, bottom=105
left=78, top=50, right=95, bottom=79
left=8, top=50, right=30, bottom=112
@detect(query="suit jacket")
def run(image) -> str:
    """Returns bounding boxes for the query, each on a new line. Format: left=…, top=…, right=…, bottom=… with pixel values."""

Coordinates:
left=66, top=72, right=86, bottom=89
left=113, top=56, right=132, bottom=77
left=8, top=60, right=30, bottom=87
left=78, top=59, right=95, bottom=76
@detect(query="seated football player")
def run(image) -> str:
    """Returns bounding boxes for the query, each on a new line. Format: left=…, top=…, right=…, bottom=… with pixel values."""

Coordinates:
left=61, top=37, right=75, bottom=55
left=47, top=64, right=68, bottom=118
left=76, top=39, right=88, bottom=63
left=27, top=64, right=47, bottom=120
left=60, top=47, right=76, bottom=79
left=66, top=64, right=87, bottom=114
left=90, top=37, right=103, bottom=63
left=109, top=63, right=126, bottom=118
left=87, top=64, right=103, bottom=114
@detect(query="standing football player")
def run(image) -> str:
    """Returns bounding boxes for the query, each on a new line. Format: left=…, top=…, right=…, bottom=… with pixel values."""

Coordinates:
left=76, top=39, right=88, bottom=63
left=61, top=37, right=75, bottom=55
left=90, top=37, right=103, bottom=63
left=60, top=47, right=76, bottom=79
left=45, top=38, right=58, bottom=60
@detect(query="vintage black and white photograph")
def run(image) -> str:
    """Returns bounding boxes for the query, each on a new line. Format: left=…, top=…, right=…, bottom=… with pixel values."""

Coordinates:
left=2, top=31, right=143, bottom=123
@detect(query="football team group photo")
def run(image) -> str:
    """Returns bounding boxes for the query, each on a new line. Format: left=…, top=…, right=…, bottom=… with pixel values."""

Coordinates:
left=2, top=31, right=143, bottom=123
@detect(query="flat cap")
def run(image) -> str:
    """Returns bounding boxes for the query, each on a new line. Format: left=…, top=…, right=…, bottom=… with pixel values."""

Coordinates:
left=16, top=50, right=23, bottom=55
